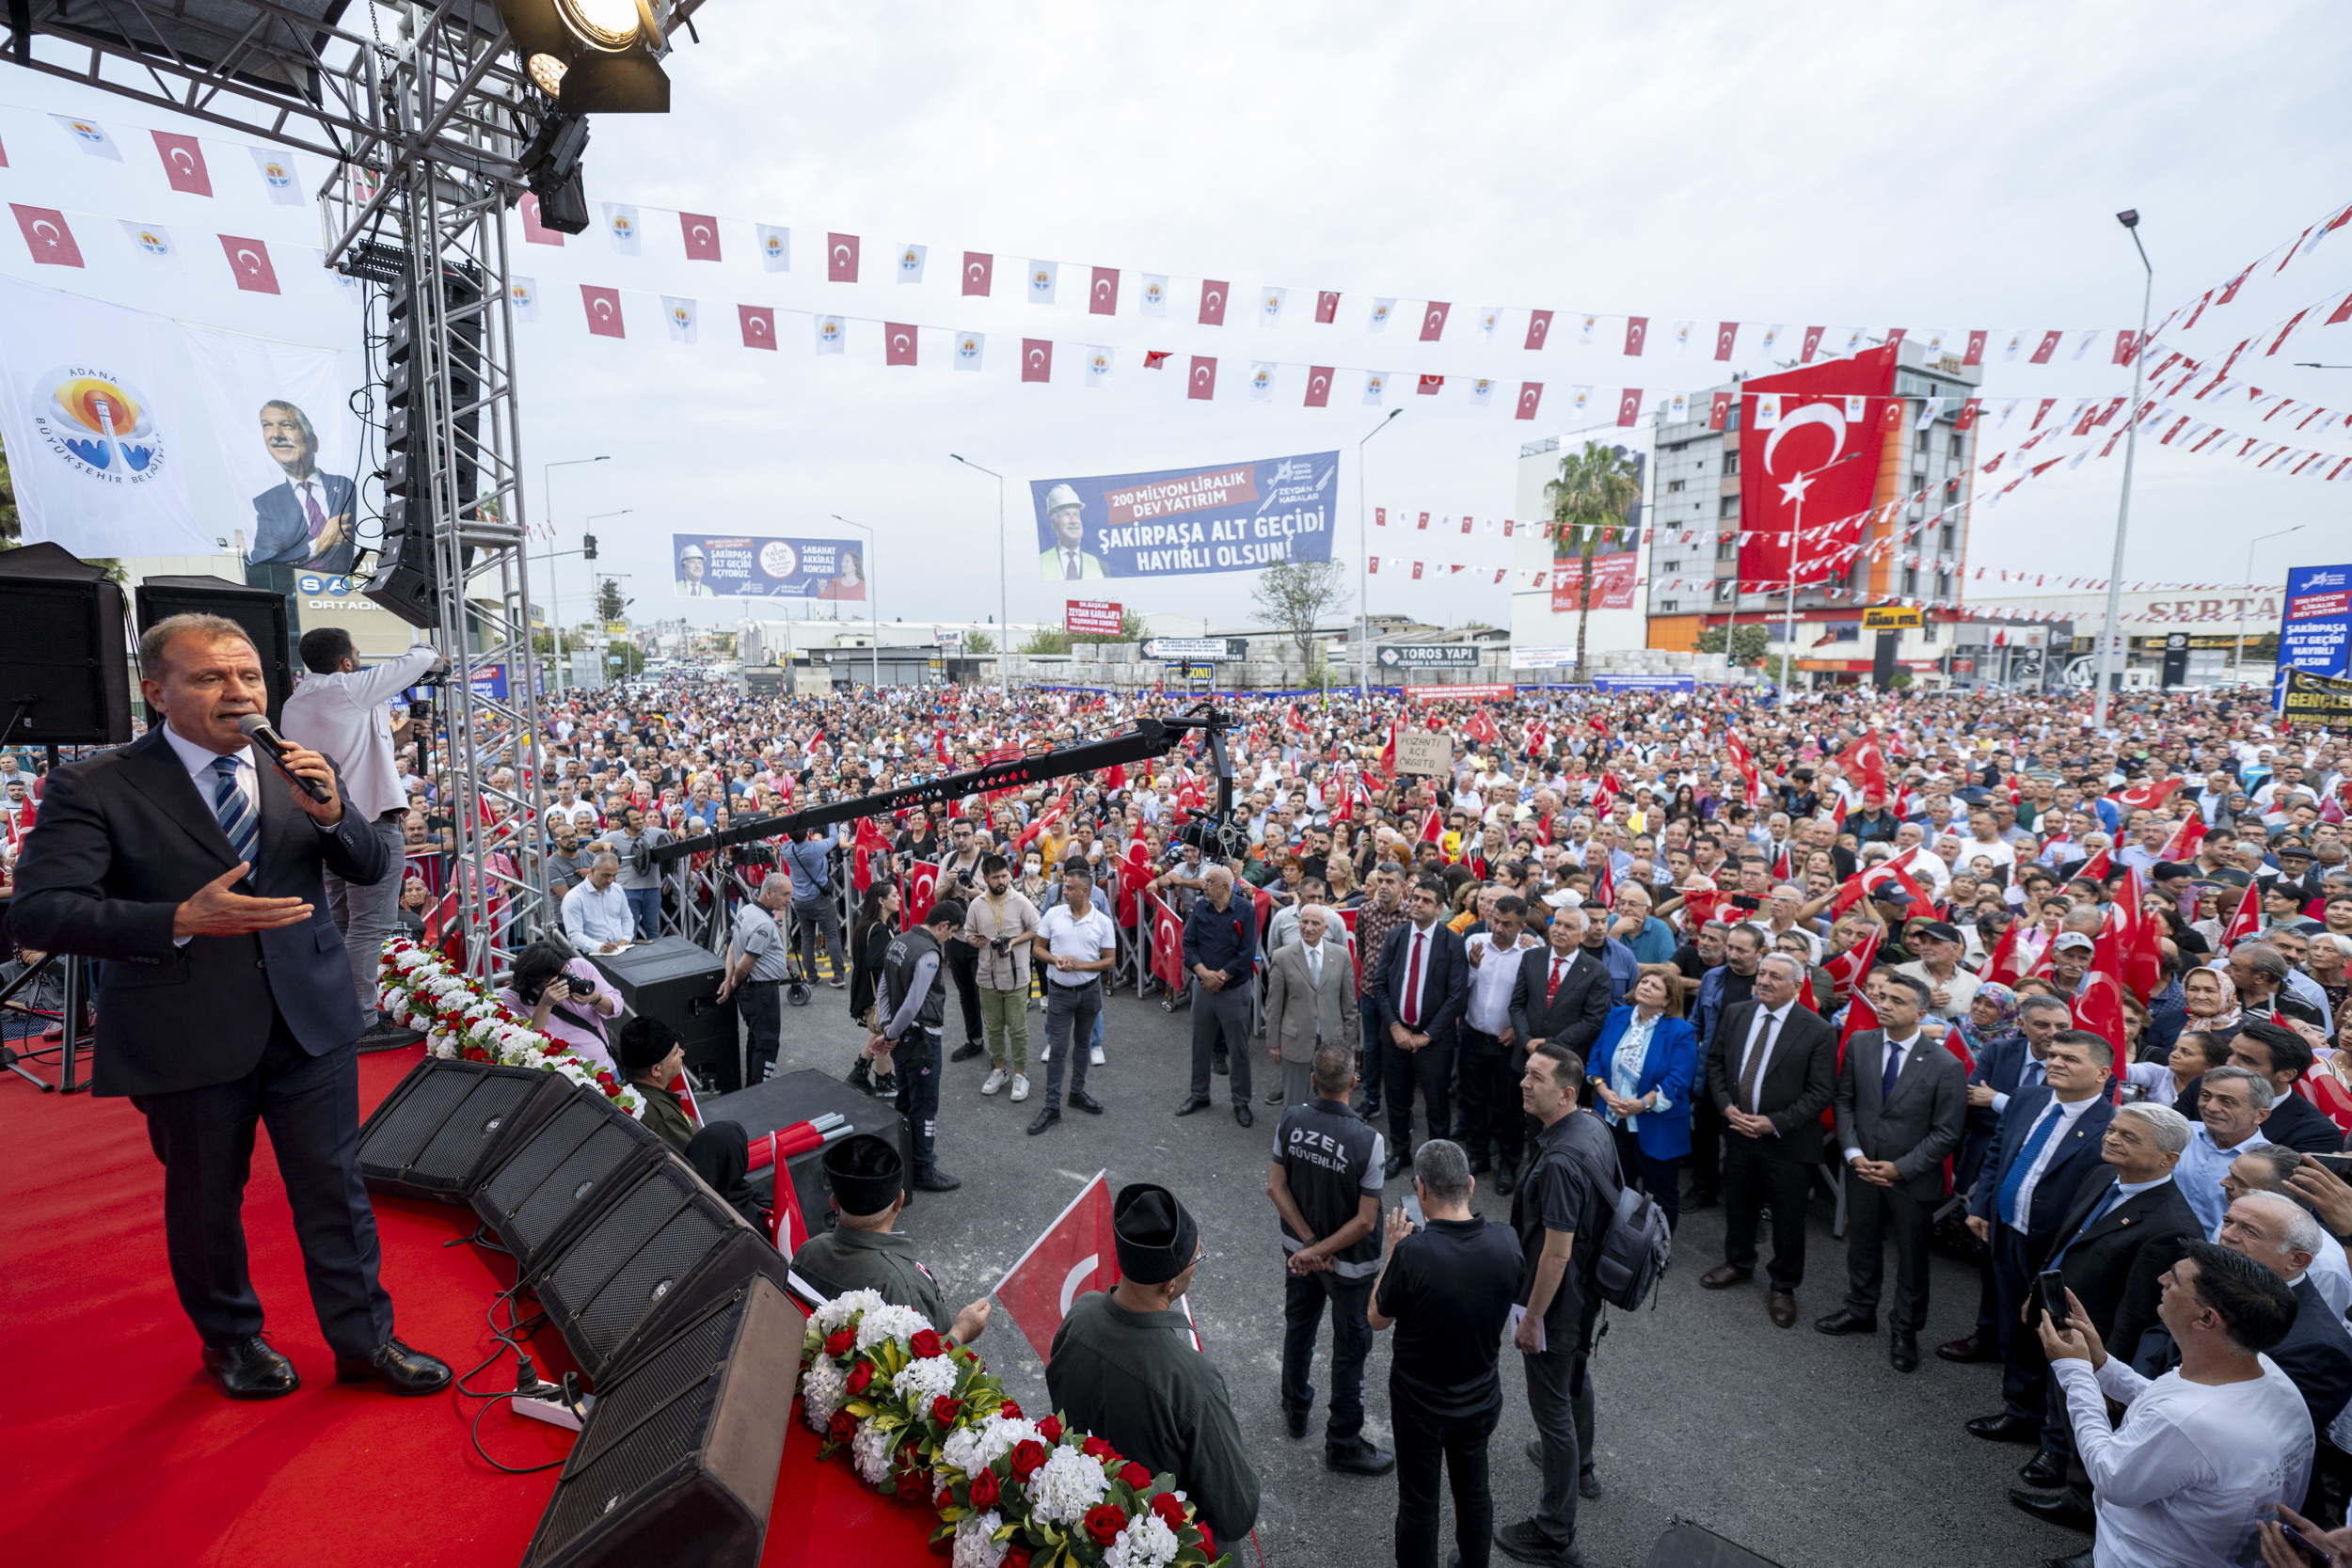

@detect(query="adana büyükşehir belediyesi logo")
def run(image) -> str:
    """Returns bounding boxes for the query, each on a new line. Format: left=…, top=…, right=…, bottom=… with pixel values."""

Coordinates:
left=32, top=368, right=166, bottom=483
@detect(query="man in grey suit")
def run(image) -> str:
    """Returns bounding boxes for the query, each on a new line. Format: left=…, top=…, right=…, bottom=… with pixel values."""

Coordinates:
left=1264, top=905, right=1360, bottom=1109
left=1816, top=970, right=1968, bottom=1371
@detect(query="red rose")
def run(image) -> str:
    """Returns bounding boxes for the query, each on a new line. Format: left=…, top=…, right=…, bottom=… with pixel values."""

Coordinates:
left=998, top=1399, right=1024, bottom=1419
left=1081, top=1435, right=1113, bottom=1462
left=1007, top=1548, right=1032, bottom=1568
left=846, top=1361, right=872, bottom=1394
left=1038, top=1416, right=1064, bottom=1443
left=910, top=1327, right=946, bottom=1359
left=1198, top=1524, right=1216, bottom=1559
left=935, top=1487, right=954, bottom=1512
left=1150, top=1493, right=1186, bottom=1529
left=897, top=1470, right=926, bottom=1502
left=1120, top=1462, right=1151, bottom=1490
left=828, top=1409, right=855, bottom=1441
left=825, top=1328, right=855, bottom=1357
left=1084, top=1504, right=1127, bottom=1546
left=1009, top=1439, right=1048, bottom=1481
left=931, top=1395, right=962, bottom=1428
left=968, top=1467, right=1001, bottom=1508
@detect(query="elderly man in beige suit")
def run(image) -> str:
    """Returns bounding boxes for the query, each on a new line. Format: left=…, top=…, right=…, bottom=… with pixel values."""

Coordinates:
left=1264, top=905, right=1361, bottom=1109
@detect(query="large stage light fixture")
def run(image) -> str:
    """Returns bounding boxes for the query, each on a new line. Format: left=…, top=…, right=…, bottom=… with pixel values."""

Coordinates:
left=493, top=0, right=681, bottom=115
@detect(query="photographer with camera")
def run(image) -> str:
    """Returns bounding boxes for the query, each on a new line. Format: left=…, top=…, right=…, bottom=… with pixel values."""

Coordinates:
left=496, top=939, right=622, bottom=1076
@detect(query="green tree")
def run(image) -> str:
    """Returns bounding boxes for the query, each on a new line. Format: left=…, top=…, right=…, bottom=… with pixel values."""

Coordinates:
left=1544, top=441, right=1644, bottom=678
left=1694, top=623, right=1772, bottom=667
left=961, top=628, right=995, bottom=654
left=596, top=577, right=627, bottom=624
left=1248, top=558, right=1350, bottom=668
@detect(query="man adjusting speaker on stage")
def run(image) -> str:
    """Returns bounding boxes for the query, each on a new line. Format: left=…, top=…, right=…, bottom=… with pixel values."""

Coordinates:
left=8, top=613, right=453, bottom=1402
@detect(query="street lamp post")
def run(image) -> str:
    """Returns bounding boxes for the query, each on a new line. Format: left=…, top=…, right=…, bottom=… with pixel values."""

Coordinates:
left=949, top=455, right=1010, bottom=698
left=542, top=456, right=610, bottom=692
left=1358, top=409, right=1402, bottom=693
left=831, top=514, right=881, bottom=691
left=2234, top=524, right=2305, bottom=684
left=2093, top=211, right=2153, bottom=731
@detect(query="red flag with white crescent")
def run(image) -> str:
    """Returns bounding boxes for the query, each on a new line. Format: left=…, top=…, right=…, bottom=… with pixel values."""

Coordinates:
left=1151, top=895, right=1187, bottom=990
left=992, top=1170, right=1119, bottom=1365
left=1116, top=839, right=1152, bottom=925
left=850, top=816, right=892, bottom=895
left=2156, top=813, right=2205, bottom=863
left=900, top=860, right=942, bottom=927
left=2221, top=881, right=2263, bottom=950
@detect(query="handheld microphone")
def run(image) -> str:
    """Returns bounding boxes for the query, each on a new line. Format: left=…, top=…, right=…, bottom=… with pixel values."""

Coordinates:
left=236, top=714, right=334, bottom=804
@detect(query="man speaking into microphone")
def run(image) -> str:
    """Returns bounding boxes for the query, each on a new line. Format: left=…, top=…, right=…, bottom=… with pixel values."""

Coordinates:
left=9, top=613, right=451, bottom=1401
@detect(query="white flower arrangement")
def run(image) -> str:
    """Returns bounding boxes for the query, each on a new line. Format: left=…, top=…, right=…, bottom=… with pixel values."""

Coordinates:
left=375, top=941, right=643, bottom=1117
left=855, top=1301, right=931, bottom=1351
left=809, top=1289, right=887, bottom=1338
left=941, top=1412, right=1041, bottom=1478
left=951, top=1511, right=1009, bottom=1568
left=800, top=1355, right=847, bottom=1431
left=891, top=1352, right=962, bottom=1407
left=1027, top=1443, right=1110, bottom=1527
left=1104, top=1513, right=1181, bottom=1568
left=850, top=1416, right=896, bottom=1485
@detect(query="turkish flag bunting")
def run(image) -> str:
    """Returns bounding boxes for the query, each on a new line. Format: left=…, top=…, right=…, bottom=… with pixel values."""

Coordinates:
left=1411, top=562, right=1425, bottom=579
left=219, top=234, right=279, bottom=293
left=1418, top=374, right=1443, bottom=395
left=1624, top=316, right=1648, bottom=356
left=1023, top=339, right=1053, bottom=382
left=10, top=205, right=82, bottom=266
left=1420, top=302, right=1451, bottom=341
left=1715, top=322, right=1739, bottom=360
left=2029, top=330, right=2061, bottom=365
left=1316, top=291, right=1341, bottom=324
left=1616, top=388, right=1641, bottom=427
left=962, top=251, right=993, bottom=295
left=1708, top=391, right=1732, bottom=431
left=885, top=323, right=917, bottom=366
left=1525, top=309, right=1553, bottom=350
left=1963, top=330, right=1987, bottom=366
left=739, top=305, right=776, bottom=349
left=1801, top=325, right=1824, bottom=362
left=1089, top=265, right=1119, bottom=315
left=581, top=284, right=624, bottom=338
left=1199, top=280, right=1229, bottom=325
left=1955, top=398, right=1979, bottom=431
left=679, top=213, right=722, bottom=261
left=827, top=233, right=860, bottom=282
left=992, top=1170, right=1119, bottom=1366
left=1878, top=399, right=1903, bottom=431
left=519, top=193, right=564, bottom=245
left=1188, top=356, right=1216, bottom=400
left=1304, top=366, right=1334, bottom=407
left=899, top=860, right=941, bottom=928
left=1517, top=382, right=1543, bottom=420
left=151, top=131, right=212, bottom=196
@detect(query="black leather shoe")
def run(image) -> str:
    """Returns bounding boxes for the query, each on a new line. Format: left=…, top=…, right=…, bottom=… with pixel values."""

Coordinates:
left=203, top=1336, right=300, bottom=1400
left=1492, top=1519, right=1581, bottom=1566
left=911, top=1168, right=963, bottom=1192
left=1285, top=1407, right=1308, bottom=1440
left=846, top=1059, right=875, bottom=1095
left=1495, top=1162, right=1518, bottom=1196
left=1687, top=1188, right=1720, bottom=1211
left=1069, top=1089, right=1104, bottom=1114
left=1359, top=1099, right=1381, bottom=1118
left=1890, top=1329, right=1920, bottom=1373
left=1966, top=1413, right=2042, bottom=1445
left=1937, top=1334, right=2000, bottom=1365
left=333, top=1337, right=451, bottom=1395
left=1026, top=1107, right=1060, bottom=1136
left=1327, top=1439, right=1395, bottom=1476
left=1814, top=1309, right=1878, bottom=1337
left=2017, top=1449, right=2068, bottom=1488
left=1173, top=1097, right=1213, bottom=1117
left=2010, top=1486, right=2092, bottom=1531
left=1383, top=1150, right=1411, bottom=1180
left=1234, top=1104, right=1254, bottom=1129
left=1212, top=1054, right=1230, bottom=1076
left=951, top=1041, right=985, bottom=1063
left=1579, top=1468, right=1602, bottom=1499
left=1469, top=1154, right=1493, bottom=1175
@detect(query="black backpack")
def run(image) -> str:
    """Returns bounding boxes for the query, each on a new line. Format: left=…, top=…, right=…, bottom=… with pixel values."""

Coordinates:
left=1589, top=1180, right=1673, bottom=1310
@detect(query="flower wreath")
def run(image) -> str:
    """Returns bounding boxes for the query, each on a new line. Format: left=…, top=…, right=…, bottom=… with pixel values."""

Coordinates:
left=799, top=1290, right=1227, bottom=1568
left=376, top=940, right=644, bottom=1118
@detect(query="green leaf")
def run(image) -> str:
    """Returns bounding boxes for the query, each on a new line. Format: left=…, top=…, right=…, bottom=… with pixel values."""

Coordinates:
left=993, top=1523, right=1021, bottom=1544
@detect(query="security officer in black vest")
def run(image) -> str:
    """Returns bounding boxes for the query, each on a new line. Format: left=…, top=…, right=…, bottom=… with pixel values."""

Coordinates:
left=790, top=1132, right=992, bottom=1345
left=1267, top=1039, right=1394, bottom=1476
left=867, top=899, right=968, bottom=1192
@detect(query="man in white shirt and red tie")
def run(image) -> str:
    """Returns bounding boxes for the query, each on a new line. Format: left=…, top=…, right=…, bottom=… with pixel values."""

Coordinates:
left=1372, top=874, right=1470, bottom=1180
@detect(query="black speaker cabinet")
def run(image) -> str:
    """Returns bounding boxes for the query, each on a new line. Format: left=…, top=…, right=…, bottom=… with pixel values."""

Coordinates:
left=133, top=574, right=294, bottom=726
left=356, top=1057, right=574, bottom=1203
left=472, top=1084, right=667, bottom=1276
left=522, top=1276, right=802, bottom=1568
left=1642, top=1522, right=1788, bottom=1568
left=528, top=1147, right=789, bottom=1382
left=587, top=936, right=740, bottom=1092
left=0, top=543, right=133, bottom=746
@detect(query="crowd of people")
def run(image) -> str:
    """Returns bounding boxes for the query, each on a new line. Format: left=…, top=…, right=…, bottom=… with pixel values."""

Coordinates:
left=11, top=660, right=2352, bottom=1568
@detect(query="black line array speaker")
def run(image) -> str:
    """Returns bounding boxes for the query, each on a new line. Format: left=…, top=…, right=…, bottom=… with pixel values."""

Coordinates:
left=0, top=543, right=133, bottom=746
left=472, top=1083, right=667, bottom=1276
left=521, top=1276, right=802, bottom=1568
left=526, top=1146, right=790, bottom=1383
left=134, top=575, right=294, bottom=726
left=355, top=1057, right=574, bottom=1203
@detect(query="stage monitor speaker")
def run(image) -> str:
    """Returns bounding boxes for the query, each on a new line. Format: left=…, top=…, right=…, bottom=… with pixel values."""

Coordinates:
left=133, top=574, right=295, bottom=726
left=356, top=1057, right=576, bottom=1203
left=522, top=1276, right=801, bottom=1568
left=588, top=937, right=740, bottom=1093
left=1642, top=1521, right=1788, bottom=1568
left=472, top=1083, right=668, bottom=1276
left=0, top=543, right=133, bottom=747
left=528, top=1148, right=790, bottom=1383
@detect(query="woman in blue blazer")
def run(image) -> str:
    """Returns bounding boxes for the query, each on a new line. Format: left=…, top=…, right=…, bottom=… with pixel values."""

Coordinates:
left=1588, top=970, right=1699, bottom=1231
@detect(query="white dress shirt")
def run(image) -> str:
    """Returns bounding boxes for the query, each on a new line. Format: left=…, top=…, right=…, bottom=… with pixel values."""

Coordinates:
left=2007, top=1094, right=2100, bottom=1235
left=561, top=878, right=636, bottom=949
left=1733, top=1001, right=1795, bottom=1114
left=1464, top=931, right=1537, bottom=1036
left=279, top=641, right=442, bottom=823
left=162, top=720, right=260, bottom=823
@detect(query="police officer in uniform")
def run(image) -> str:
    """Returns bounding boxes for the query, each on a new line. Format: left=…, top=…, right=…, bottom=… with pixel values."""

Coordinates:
left=1267, top=1040, right=1394, bottom=1476
left=868, top=899, right=968, bottom=1192
left=716, top=873, right=792, bottom=1084
left=790, top=1132, right=991, bottom=1344
left=1048, top=1184, right=1261, bottom=1546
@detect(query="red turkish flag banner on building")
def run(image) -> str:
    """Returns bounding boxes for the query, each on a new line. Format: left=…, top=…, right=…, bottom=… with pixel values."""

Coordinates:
left=1151, top=895, right=1186, bottom=990
left=1089, top=265, right=1119, bottom=315
left=1022, top=339, right=1053, bottom=383
left=1525, top=309, right=1554, bottom=350
left=10, top=205, right=83, bottom=267
left=899, top=861, right=942, bottom=928
left=1801, top=325, right=1825, bottom=362
left=962, top=251, right=993, bottom=295
left=519, top=192, right=564, bottom=245
left=1188, top=355, right=1217, bottom=400
left=826, top=232, right=860, bottom=282
left=1199, top=280, right=1229, bottom=325
left=1616, top=388, right=1642, bottom=427
left=581, top=285, right=625, bottom=338
left=1715, top=322, right=1739, bottom=360
left=1316, top=291, right=1341, bottom=324
left=1624, top=316, right=1648, bottom=356
left=151, top=131, right=212, bottom=196
left=1708, top=391, right=1732, bottom=431
left=739, top=305, right=776, bottom=349
left=1303, top=366, right=1334, bottom=407
left=992, top=1170, right=1119, bottom=1365
left=1420, top=301, right=1451, bottom=341
left=1963, top=329, right=1987, bottom=366
left=219, top=234, right=279, bottom=293
left=1516, top=382, right=1543, bottom=420
left=679, top=213, right=721, bottom=261
left=885, top=323, right=918, bottom=366
left=1954, top=398, right=1979, bottom=431
left=2029, top=330, right=2061, bottom=364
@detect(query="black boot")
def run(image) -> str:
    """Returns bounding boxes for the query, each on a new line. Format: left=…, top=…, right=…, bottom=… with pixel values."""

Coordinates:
left=847, top=1058, right=875, bottom=1095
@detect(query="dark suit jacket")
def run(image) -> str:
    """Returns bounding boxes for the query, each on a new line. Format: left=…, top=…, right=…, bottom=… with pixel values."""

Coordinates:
left=1833, top=1030, right=1969, bottom=1198
left=1958, top=1031, right=2033, bottom=1193
left=2265, top=1092, right=2348, bottom=1155
left=2048, top=1167, right=2202, bottom=1372
left=1966, top=1085, right=2117, bottom=1253
left=7, top=725, right=388, bottom=1096
left=2132, top=1275, right=2352, bottom=1437
left=248, top=471, right=358, bottom=570
left=1372, top=919, right=1470, bottom=1049
left=1507, top=945, right=1613, bottom=1061
left=1705, top=999, right=1838, bottom=1164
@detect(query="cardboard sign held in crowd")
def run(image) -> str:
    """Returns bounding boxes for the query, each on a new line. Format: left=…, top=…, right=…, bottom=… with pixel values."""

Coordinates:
left=1394, top=729, right=1453, bottom=776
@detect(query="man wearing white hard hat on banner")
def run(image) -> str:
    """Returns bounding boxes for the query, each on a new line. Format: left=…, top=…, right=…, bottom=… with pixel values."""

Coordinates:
left=1038, top=483, right=1108, bottom=581
left=675, top=542, right=713, bottom=596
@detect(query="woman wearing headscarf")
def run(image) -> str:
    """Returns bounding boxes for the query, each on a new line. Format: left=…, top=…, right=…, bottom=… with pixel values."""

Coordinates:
left=2179, top=963, right=2242, bottom=1039
left=1949, top=980, right=2022, bottom=1078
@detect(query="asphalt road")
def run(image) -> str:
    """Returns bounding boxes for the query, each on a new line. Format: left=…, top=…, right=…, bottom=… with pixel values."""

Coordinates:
left=755, top=978, right=2076, bottom=1568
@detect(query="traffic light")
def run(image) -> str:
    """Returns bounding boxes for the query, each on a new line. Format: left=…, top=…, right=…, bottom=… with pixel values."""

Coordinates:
left=582, top=534, right=597, bottom=561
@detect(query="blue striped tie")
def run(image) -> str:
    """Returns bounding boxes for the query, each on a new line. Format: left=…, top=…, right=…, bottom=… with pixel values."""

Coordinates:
left=212, top=754, right=259, bottom=868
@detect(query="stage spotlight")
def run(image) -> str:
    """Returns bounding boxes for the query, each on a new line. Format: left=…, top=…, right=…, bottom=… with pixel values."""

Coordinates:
left=493, top=0, right=684, bottom=114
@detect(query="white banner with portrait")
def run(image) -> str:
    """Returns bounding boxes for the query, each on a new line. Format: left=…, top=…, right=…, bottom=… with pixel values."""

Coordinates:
left=0, top=274, right=207, bottom=556
left=182, top=323, right=366, bottom=578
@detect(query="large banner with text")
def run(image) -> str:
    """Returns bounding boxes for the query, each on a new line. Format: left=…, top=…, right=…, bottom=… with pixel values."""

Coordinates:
left=671, top=534, right=868, bottom=599
left=1029, top=450, right=1338, bottom=581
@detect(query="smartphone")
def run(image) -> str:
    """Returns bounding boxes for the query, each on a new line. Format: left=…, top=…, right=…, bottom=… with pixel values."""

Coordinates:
left=2277, top=1520, right=2331, bottom=1565
left=1401, top=1194, right=1424, bottom=1232
left=2312, top=1153, right=2352, bottom=1179
left=1729, top=894, right=1763, bottom=911
left=2034, top=1269, right=2069, bottom=1326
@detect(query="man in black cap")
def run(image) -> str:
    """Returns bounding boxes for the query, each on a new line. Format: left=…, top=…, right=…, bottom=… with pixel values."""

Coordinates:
left=1048, top=1182, right=1260, bottom=1544
left=789, top=1132, right=991, bottom=1343
left=617, top=1014, right=761, bottom=1228
left=868, top=898, right=969, bottom=1191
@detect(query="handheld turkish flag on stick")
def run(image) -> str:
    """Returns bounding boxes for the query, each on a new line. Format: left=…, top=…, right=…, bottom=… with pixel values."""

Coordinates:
left=2074, top=922, right=2132, bottom=1083
left=2113, top=867, right=2166, bottom=1003
left=850, top=816, right=892, bottom=895
left=900, top=859, right=942, bottom=927
left=2156, top=812, right=2205, bottom=863
left=993, top=1170, right=1119, bottom=1364
left=1982, top=916, right=2027, bottom=985
left=1151, top=895, right=1187, bottom=990
left=2221, top=880, right=2263, bottom=951
left=1823, top=924, right=1881, bottom=1010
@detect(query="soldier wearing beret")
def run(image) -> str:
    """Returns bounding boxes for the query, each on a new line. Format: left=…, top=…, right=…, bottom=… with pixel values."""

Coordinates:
left=1047, top=1182, right=1261, bottom=1543
left=789, top=1132, right=992, bottom=1345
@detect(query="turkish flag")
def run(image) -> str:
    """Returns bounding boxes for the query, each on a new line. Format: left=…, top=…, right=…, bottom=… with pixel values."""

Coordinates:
left=2157, top=812, right=2205, bottom=863
left=2112, top=870, right=2166, bottom=1003
left=1963, top=329, right=1987, bottom=367
left=679, top=213, right=722, bottom=261
left=1188, top=356, right=1217, bottom=400
left=1411, top=562, right=1424, bottom=579
left=1708, top=391, right=1732, bottom=431
left=1151, top=896, right=1186, bottom=990
left=581, top=285, right=624, bottom=338
left=2028, top=330, right=2061, bottom=365
left=1089, top=266, right=1119, bottom=315
left=962, top=251, right=993, bottom=295
left=519, top=193, right=564, bottom=245
left=10, top=205, right=83, bottom=267
left=2073, top=945, right=2130, bottom=1082
left=1115, top=840, right=1152, bottom=925
left=1981, top=918, right=2027, bottom=985
left=1955, top=398, right=1979, bottom=431
left=827, top=232, right=859, bottom=282
left=1525, top=309, right=1554, bottom=350
left=151, top=132, right=212, bottom=196
left=1467, top=708, right=1500, bottom=745
left=2221, top=882, right=2262, bottom=950
left=1316, top=291, right=1341, bottom=324
left=875, top=322, right=914, bottom=366
left=2113, top=330, right=2140, bottom=367
left=739, top=305, right=776, bottom=349
left=1837, top=736, right=1887, bottom=794
left=1421, top=302, right=1451, bottom=341
left=1715, top=322, right=1739, bottom=360
left=1616, top=388, right=1642, bottom=426
left=218, top=234, right=279, bottom=293
left=1801, top=325, right=1824, bottom=362
left=1417, top=374, right=1443, bottom=396
left=1516, top=382, right=1543, bottom=420
left=1304, top=366, right=1334, bottom=407
left=850, top=817, right=892, bottom=894
left=1878, top=399, right=1904, bottom=432
left=1199, top=280, right=1229, bottom=325
left=992, top=1171, right=1119, bottom=1365
left=1884, top=327, right=1906, bottom=346
left=900, top=860, right=941, bottom=927
left=1824, top=926, right=1881, bottom=1010
left=1023, top=339, right=1053, bottom=383
left=1624, top=316, right=1648, bottom=356
left=2111, top=775, right=2183, bottom=814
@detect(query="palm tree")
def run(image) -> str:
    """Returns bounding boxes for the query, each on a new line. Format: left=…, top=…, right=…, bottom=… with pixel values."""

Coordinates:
left=1543, top=441, right=1644, bottom=678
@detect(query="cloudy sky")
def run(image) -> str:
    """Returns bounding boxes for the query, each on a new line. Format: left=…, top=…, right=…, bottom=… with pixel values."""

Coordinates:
left=8, top=3, right=2350, bottom=635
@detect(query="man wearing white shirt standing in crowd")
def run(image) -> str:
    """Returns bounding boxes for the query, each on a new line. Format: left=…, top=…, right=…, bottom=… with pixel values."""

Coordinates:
left=281, top=626, right=445, bottom=1048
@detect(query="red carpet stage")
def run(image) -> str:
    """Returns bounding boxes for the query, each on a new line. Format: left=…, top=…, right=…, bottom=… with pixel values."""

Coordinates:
left=0, top=1046, right=941, bottom=1568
